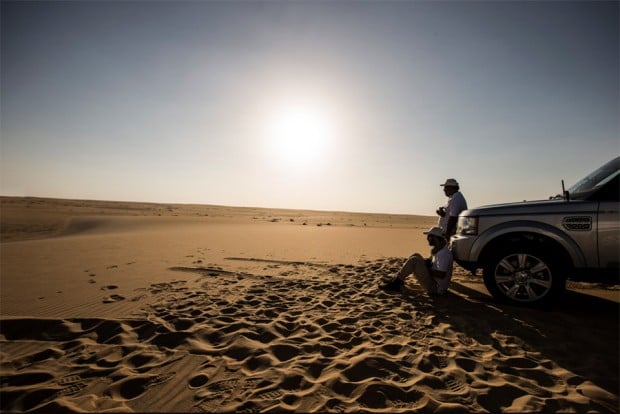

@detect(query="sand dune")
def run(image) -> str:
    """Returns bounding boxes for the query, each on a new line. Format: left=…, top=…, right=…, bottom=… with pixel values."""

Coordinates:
left=1, top=197, right=618, bottom=412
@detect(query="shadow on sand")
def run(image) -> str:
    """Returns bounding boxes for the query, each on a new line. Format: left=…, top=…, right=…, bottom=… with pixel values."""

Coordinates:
left=427, top=282, right=619, bottom=398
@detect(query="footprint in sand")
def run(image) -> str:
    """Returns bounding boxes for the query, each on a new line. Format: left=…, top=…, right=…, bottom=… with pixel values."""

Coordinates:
left=103, top=294, right=125, bottom=304
left=107, top=373, right=175, bottom=401
left=188, top=373, right=209, bottom=389
left=100, top=285, right=119, bottom=290
left=56, top=382, right=88, bottom=397
left=57, top=374, right=83, bottom=385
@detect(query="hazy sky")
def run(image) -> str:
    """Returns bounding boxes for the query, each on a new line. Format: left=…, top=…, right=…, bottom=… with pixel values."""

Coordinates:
left=2, top=1, right=618, bottom=215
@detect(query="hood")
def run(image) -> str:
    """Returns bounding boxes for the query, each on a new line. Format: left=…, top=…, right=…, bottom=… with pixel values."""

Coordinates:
left=462, top=199, right=598, bottom=217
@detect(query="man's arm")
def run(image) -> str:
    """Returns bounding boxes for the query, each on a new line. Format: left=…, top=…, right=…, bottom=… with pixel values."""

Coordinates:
left=430, top=269, right=448, bottom=279
left=446, top=215, right=458, bottom=237
left=425, top=258, right=448, bottom=279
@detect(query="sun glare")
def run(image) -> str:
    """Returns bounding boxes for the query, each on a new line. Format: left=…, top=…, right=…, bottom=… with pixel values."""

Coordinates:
left=266, top=104, right=332, bottom=166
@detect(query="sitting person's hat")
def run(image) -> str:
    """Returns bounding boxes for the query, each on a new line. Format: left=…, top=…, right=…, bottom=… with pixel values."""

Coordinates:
left=424, top=226, right=445, bottom=239
left=441, top=178, right=459, bottom=187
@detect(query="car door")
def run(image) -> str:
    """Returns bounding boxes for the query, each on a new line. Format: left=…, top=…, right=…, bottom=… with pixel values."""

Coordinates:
left=595, top=175, right=619, bottom=269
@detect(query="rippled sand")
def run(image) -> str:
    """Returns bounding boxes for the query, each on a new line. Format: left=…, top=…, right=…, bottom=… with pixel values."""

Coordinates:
left=1, top=197, right=618, bottom=412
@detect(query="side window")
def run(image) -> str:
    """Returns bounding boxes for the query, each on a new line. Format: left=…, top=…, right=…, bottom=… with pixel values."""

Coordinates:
left=592, top=175, right=620, bottom=201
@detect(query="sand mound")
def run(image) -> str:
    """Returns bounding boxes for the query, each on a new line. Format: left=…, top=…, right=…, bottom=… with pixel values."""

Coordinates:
left=1, top=258, right=617, bottom=413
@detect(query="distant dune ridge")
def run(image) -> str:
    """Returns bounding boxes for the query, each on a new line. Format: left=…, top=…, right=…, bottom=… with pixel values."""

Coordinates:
left=1, top=196, right=618, bottom=412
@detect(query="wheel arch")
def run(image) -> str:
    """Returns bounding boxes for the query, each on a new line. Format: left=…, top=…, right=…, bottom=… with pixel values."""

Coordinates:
left=471, top=221, right=585, bottom=271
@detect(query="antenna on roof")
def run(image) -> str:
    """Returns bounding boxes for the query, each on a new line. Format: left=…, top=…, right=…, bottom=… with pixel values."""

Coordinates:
left=562, top=179, right=570, bottom=202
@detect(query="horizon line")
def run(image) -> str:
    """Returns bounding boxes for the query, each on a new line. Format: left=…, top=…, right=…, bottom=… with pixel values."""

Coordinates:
left=0, top=194, right=434, bottom=218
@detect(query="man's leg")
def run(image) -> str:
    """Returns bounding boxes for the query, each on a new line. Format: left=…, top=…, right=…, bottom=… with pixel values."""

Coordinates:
left=408, top=254, right=437, bottom=295
left=379, top=254, right=419, bottom=291
left=395, top=253, right=423, bottom=280
left=380, top=253, right=436, bottom=293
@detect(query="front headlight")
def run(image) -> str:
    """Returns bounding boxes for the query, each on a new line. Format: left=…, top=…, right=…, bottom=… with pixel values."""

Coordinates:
left=457, top=216, right=478, bottom=235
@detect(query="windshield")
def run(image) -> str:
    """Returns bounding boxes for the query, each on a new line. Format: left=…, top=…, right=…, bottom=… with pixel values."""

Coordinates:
left=567, top=156, right=620, bottom=200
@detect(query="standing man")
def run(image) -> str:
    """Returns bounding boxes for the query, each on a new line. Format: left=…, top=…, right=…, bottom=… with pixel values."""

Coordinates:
left=379, top=227, right=453, bottom=295
left=436, top=178, right=468, bottom=238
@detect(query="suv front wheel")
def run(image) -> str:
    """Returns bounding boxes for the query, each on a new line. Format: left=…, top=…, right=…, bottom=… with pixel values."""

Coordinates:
left=482, top=245, right=565, bottom=305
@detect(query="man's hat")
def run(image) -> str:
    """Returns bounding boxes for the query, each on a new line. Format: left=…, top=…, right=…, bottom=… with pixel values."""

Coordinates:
left=424, top=226, right=445, bottom=239
left=440, top=178, right=459, bottom=187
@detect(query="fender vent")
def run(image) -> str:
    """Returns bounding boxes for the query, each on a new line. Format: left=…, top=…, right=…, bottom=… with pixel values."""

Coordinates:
left=562, top=216, right=592, bottom=231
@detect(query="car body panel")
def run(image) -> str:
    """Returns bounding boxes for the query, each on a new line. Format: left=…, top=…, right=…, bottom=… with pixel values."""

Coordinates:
left=452, top=219, right=590, bottom=268
left=453, top=200, right=599, bottom=268
left=598, top=200, right=620, bottom=269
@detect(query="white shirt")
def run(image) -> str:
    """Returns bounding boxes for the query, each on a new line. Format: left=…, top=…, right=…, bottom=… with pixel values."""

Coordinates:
left=438, top=191, right=468, bottom=233
left=432, top=245, right=454, bottom=294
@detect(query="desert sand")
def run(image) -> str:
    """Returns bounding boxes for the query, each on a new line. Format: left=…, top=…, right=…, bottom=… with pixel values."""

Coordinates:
left=1, top=196, right=618, bottom=413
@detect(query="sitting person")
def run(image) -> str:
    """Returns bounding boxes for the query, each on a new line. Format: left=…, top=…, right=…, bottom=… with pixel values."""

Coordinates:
left=379, top=226, right=453, bottom=295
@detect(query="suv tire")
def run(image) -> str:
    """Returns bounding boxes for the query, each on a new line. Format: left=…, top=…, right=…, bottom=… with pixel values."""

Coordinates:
left=482, top=244, right=566, bottom=306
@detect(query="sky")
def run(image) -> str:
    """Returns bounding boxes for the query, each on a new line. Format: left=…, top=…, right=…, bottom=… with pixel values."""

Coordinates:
left=1, top=1, right=618, bottom=215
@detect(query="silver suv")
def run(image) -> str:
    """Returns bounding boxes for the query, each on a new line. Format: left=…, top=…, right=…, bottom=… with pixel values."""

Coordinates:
left=451, top=156, right=619, bottom=305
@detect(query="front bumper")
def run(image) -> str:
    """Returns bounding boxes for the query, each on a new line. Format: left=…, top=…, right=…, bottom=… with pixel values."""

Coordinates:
left=450, top=234, right=479, bottom=272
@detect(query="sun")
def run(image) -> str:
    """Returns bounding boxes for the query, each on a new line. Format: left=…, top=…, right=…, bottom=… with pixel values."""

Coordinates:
left=266, top=104, right=332, bottom=166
